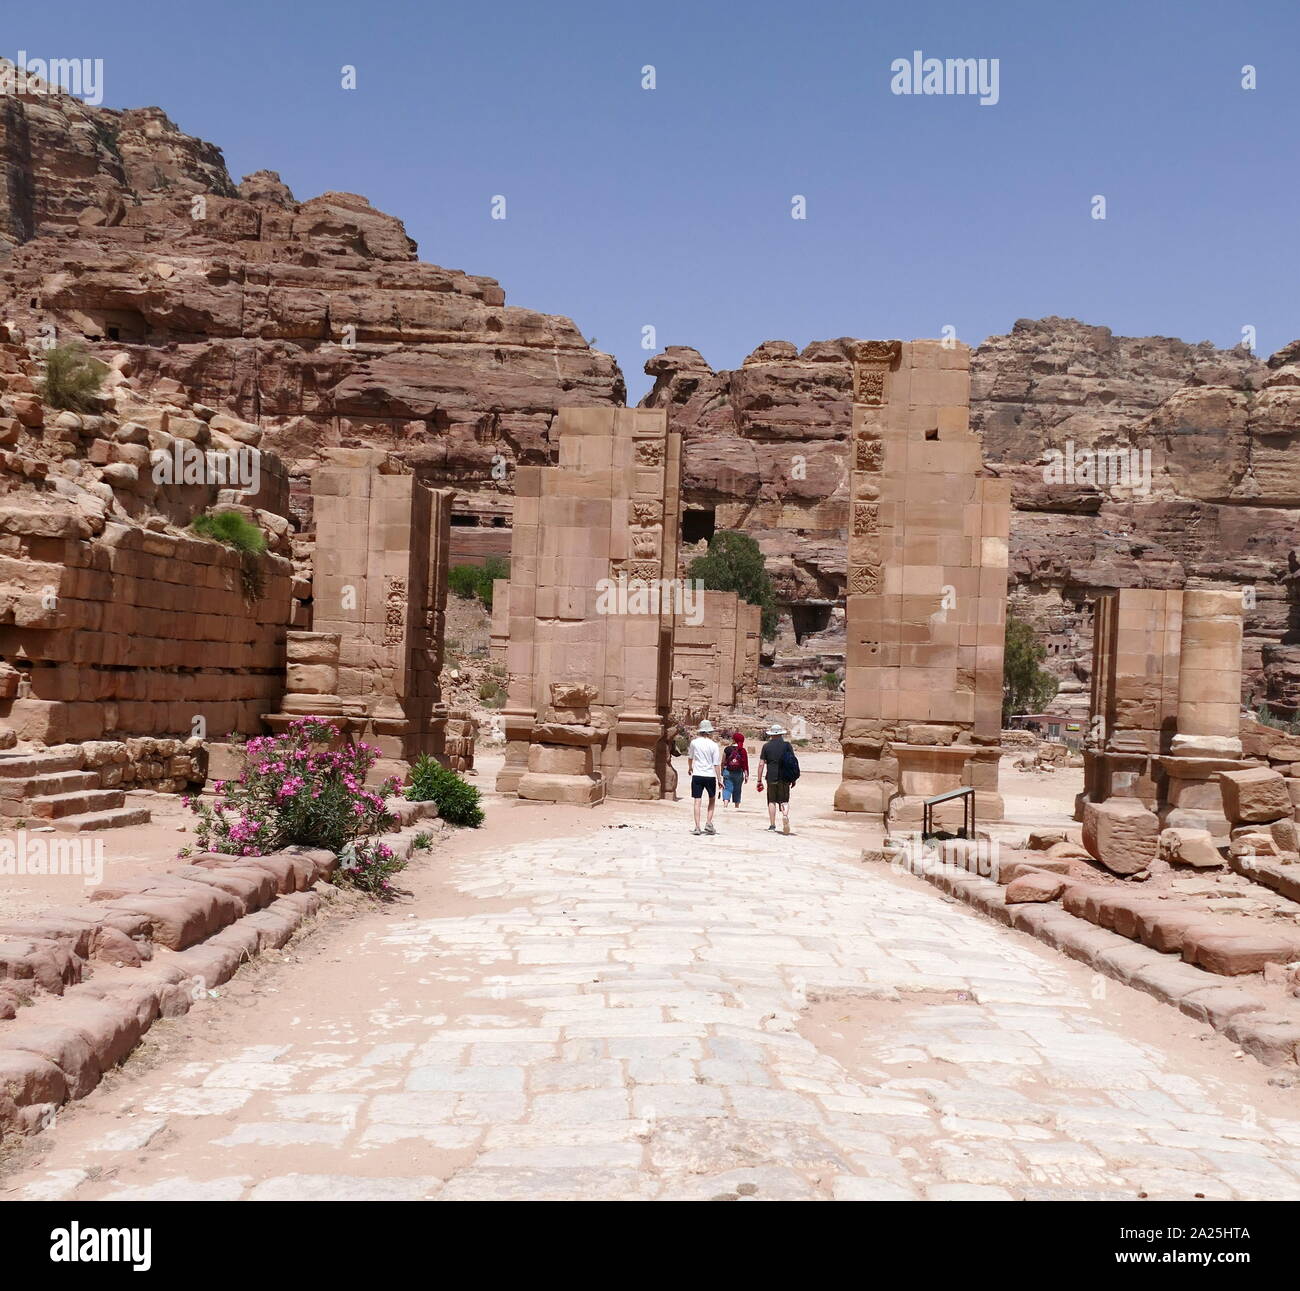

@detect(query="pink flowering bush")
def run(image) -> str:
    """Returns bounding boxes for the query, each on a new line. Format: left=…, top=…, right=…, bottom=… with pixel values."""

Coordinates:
left=188, top=718, right=401, bottom=895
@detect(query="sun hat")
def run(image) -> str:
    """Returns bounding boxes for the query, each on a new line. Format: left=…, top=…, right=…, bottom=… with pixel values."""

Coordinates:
left=765, top=723, right=786, bottom=736
left=697, top=719, right=714, bottom=732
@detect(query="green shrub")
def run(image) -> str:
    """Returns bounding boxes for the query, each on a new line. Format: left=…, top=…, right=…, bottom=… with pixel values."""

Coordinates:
left=191, top=510, right=267, bottom=600
left=1003, top=614, right=1059, bottom=721
left=39, top=342, right=107, bottom=413
left=191, top=509, right=267, bottom=555
left=406, top=754, right=485, bottom=827
left=448, top=557, right=509, bottom=609
left=478, top=677, right=504, bottom=707
left=448, top=564, right=480, bottom=600
left=687, top=531, right=780, bottom=638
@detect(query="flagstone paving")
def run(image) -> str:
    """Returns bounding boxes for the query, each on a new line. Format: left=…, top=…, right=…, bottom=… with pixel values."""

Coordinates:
left=5, top=808, right=1300, bottom=1202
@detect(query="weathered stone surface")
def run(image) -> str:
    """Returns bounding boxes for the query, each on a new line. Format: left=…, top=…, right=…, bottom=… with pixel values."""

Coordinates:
left=1158, top=827, right=1224, bottom=869
left=1218, top=767, right=1293, bottom=824
left=1004, top=872, right=1067, bottom=904
left=1082, top=799, right=1159, bottom=876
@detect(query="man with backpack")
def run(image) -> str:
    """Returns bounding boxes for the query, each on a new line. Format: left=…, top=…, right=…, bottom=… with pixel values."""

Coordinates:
left=756, top=722, right=800, bottom=834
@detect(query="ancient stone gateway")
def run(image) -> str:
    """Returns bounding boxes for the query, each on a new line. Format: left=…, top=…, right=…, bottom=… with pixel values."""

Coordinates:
left=265, top=450, right=455, bottom=781
left=496, top=408, right=682, bottom=804
left=834, top=339, right=1011, bottom=827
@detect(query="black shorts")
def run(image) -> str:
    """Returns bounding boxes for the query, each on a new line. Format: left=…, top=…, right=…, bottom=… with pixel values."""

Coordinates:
left=690, top=775, right=717, bottom=799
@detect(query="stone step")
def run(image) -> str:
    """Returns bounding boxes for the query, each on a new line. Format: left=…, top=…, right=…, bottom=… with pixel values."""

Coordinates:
left=27, top=789, right=125, bottom=820
left=0, top=751, right=85, bottom=779
left=0, top=770, right=100, bottom=804
left=47, top=805, right=151, bottom=832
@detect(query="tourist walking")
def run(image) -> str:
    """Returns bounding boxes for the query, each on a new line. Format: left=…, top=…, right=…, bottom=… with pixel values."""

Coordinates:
left=756, top=722, right=800, bottom=834
left=685, top=719, right=723, bottom=835
left=720, top=730, right=749, bottom=808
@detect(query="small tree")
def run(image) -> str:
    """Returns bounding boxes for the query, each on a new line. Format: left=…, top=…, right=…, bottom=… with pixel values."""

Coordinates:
left=448, top=557, right=509, bottom=609
left=1003, top=613, right=1058, bottom=722
left=687, top=531, right=780, bottom=638
left=39, top=341, right=108, bottom=413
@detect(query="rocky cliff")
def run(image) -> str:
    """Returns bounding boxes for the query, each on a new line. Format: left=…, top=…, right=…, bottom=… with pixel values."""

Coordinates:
left=0, top=65, right=624, bottom=526
left=641, top=322, right=1300, bottom=714
left=2, top=68, right=1295, bottom=714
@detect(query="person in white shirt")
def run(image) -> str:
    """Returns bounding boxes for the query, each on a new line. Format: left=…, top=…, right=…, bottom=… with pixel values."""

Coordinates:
left=685, top=719, right=722, bottom=835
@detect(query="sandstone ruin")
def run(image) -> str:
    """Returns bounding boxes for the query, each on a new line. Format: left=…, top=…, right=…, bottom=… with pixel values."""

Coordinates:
left=835, top=340, right=1010, bottom=829
left=494, top=408, right=682, bottom=804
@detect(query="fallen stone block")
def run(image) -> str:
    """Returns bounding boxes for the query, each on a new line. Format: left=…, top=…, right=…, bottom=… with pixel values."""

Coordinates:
left=999, top=857, right=1072, bottom=884
left=1218, top=767, right=1293, bottom=824
left=1045, top=840, right=1093, bottom=862
left=1027, top=828, right=1070, bottom=850
left=1158, top=826, right=1224, bottom=870
left=1224, top=1012, right=1300, bottom=1067
left=1083, top=799, right=1159, bottom=876
left=1005, top=872, right=1067, bottom=903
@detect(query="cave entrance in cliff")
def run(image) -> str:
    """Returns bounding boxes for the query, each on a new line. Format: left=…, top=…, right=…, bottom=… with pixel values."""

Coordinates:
left=682, top=507, right=716, bottom=545
left=790, top=603, right=832, bottom=644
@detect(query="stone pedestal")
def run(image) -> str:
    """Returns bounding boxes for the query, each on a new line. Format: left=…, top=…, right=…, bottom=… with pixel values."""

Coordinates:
left=1159, top=754, right=1254, bottom=842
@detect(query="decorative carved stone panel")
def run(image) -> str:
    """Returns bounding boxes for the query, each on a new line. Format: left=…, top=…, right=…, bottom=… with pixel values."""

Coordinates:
left=634, top=439, right=664, bottom=466
left=848, top=563, right=882, bottom=595
left=852, top=502, right=879, bottom=536
left=854, top=340, right=901, bottom=365
left=631, top=501, right=662, bottom=526
left=631, top=529, right=660, bottom=558
left=854, top=439, right=883, bottom=472
left=627, top=560, right=660, bottom=583
left=383, top=576, right=407, bottom=645
left=854, top=368, right=887, bottom=406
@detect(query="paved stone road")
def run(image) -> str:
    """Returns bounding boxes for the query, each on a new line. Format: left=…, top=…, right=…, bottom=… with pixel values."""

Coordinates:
left=6, top=809, right=1300, bottom=1201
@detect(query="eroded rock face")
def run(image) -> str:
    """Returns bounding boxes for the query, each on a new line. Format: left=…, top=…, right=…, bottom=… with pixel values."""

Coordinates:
left=3, top=75, right=1298, bottom=709
left=642, top=319, right=1300, bottom=705
left=0, top=74, right=625, bottom=512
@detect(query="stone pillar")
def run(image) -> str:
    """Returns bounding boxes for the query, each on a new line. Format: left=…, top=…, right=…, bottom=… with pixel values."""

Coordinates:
left=268, top=450, right=455, bottom=782
left=1172, top=589, right=1244, bottom=757
left=1078, top=588, right=1182, bottom=816
left=1160, top=587, right=1248, bottom=840
left=834, top=339, right=1010, bottom=825
left=496, top=409, right=682, bottom=804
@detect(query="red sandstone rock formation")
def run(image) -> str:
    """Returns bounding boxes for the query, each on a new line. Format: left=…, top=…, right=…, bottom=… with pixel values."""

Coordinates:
left=0, top=67, right=624, bottom=519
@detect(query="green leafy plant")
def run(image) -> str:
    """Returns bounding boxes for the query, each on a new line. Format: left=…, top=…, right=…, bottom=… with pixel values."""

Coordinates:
left=1254, top=703, right=1300, bottom=737
left=191, top=509, right=267, bottom=600
left=38, top=341, right=108, bottom=413
left=406, top=754, right=484, bottom=827
left=687, top=531, right=780, bottom=638
left=412, top=832, right=434, bottom=851
left=185, top=717, right=403, bottom=897
left=448, top=557, right=509, bottom=610
left=478, top=677, right=505, bottom=707
left=1003, top=613, right=1059, bottom=722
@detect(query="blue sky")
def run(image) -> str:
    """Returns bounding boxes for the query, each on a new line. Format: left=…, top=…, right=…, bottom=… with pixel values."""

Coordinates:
left=11, top=0, right=1298, bottom=398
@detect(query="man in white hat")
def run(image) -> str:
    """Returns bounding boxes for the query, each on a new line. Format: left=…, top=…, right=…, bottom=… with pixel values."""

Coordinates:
left=756, top=722, right=797, bottom=834
left=685, top=719, right=722, bottom=835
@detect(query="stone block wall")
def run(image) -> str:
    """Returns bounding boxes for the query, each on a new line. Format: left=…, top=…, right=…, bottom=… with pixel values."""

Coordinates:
left=671, top=590, right=761, bottom=718
left=0, top=519, right=294, bottom=743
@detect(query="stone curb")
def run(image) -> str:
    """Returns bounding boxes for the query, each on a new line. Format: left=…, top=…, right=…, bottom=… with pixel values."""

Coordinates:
left=901, top=857, right=1300, bottom=1069
left=0, top=820, right=436, bottom=1138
